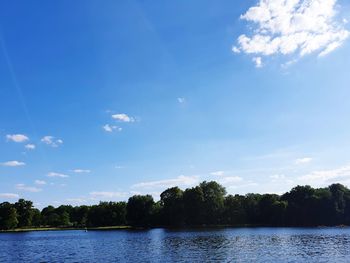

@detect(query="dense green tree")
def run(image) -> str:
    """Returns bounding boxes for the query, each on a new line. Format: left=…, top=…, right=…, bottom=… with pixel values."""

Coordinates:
left=127, top=195, right=154, bottom=226
left=200, top=181, right=226, bottom=224
left=88, top=202, right=126, bottom=226
left=71, top=206, right=89, bottom=227
left=183, top=186, right=204, bottom=225
left=282, top=185, right=317, bottom=226
left=0, top=202, right=18, bottom=230
left=160, top=187, right=184, bottom=226
left=41, top=205, right=60, bottom=226
left=258, top=194, right=286, bottom=225
left=150, top=201, right=163, bottom=226
left=31, top=208, right=42, bottom=227
left=14, top=199, right=34, bottom=227
left=242, top=193, right=261, bottom=224
left=2, top=182, right=350, bottom=230
left=223, top=195, right=246, bottom=225
left=329, top=184, right=350, bottom=224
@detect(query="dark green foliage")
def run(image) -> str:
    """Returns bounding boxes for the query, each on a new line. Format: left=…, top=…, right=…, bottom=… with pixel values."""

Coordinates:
left=223, top=195, right=246, bottom=225
left=14, top=199, right=34, bottom=227
left=2, top=182, right=350, bottom=230
left=71, top=206, right=89, bottom=227
left=0, top=202, right=18, bottom=229
left=282, top=185, right=319, bottom=226
left=126, top=195, right=154, bottom=226
left=31, top=208, right=42, bottom=227
left=88, top=202, right=126, bottom=227
left=183, top=186, right=205, bottom=225
left=200, top=181, right=226, bottom=224
left=160, top=187, right=184, bottom=226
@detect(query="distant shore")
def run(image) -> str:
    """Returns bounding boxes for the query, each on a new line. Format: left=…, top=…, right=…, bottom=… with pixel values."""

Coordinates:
left=0, top=226, right=132, bottom=233
left=1, top=224, right=349, bottom=233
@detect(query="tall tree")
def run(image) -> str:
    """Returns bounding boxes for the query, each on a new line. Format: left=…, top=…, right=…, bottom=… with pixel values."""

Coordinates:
left=15, top=199, right=34, bottom=227
left=0, top=202, right=18, bottom=230
left=127, top=195, right=154, bottom=226
left=200, top=181, right=226, bottom=224
left=160, top=187, right=184, bottom=226
left=223, top=195, right=246, bottom=225
left=183, top=186, right=205, bottom=225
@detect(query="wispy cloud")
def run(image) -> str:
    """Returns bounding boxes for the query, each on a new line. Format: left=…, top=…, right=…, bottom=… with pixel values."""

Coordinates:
left=295, top=157, right=313, bottom=164
left=233, top=0, right=350, bottom=66
left=112, top=113, right=135, bottom=123
left=0, top=193, right=19, bottom=199
left=102, top=124, right=122, bottom=132
left=298, top=164, right=350, bottom=186
left=71, top=169, right=91, bottom=173
left=89, top=191, right=127, bottom=199
left=269, top=174, right=294, bottom=184
left=35, top=180, right=47, bottom=185
left=1, top=161, right=26, bottom=167
left=41, top=136, right=63, bottom=147
left=132, top=175, right=199, bottom=189
left=25, top=144, right=35, bottom=150
left=252, top=57, right=263, bottom=68
left=217, top=176, right=243, bottom=185
left=210, top=171, right=225, bottom=176
left=47, top=172, right=69, bottom=178
left=16, top=184, right=42, bottom=192
left=6, top=134, right=29, bottom=143
left=177, top=97, right=186, bottom=104
left=66, top=198, right=86, bottom=204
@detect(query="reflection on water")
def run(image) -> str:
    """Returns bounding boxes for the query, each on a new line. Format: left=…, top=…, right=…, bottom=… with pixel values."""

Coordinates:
left=1, top=227, right=350, bottom=262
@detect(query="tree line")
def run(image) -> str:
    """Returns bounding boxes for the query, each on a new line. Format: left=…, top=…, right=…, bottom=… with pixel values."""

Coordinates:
left=1, top=181, right=350, bottom=230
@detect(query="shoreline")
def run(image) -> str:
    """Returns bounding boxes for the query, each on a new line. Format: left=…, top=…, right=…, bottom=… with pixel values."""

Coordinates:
left=1, top=224, right=349, bottom=233
left=0, top=226, right=132, bottom=233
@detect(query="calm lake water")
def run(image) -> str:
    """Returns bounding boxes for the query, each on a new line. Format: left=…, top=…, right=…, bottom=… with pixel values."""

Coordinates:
left=1, top=227, right=350, bottom=262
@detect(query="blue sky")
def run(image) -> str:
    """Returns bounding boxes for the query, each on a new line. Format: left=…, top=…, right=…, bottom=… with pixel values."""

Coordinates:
left=1, top=0, right=350, bottom=208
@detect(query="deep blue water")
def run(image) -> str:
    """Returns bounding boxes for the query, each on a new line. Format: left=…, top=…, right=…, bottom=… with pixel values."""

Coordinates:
left=1, top=227, right=350, bottom=262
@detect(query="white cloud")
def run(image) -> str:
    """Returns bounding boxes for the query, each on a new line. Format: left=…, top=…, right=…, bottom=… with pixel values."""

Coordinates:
left=269, top=174, right=286, bottom=180
left=269, top=174, right=294, bottom=184
left=0, top=193, right=19, bottom=199
left=177, top=97, right=186, bottom=104
left=132, top=175, right=199, bottom=189
left=233, top=0, right=350, bottom=66
left=6, top=134, right=29, bottom=143
left=217, top=176, right=243, bottom=185
left=66, top=198, right=86, bottom=203
left=1, top=161, right=26, bottom=167
left=15, top=184, right=42, bottom=193
left=25, top=144, right=36, bottom=150
left=232, top=46, right=241, bottom=53
left=102, top=124, right=122, bottom=132
left=226, top=181, right=259, bottom=190
left=210, top=171, right=225, bottom=176
left=295, top=157, right=313, bottom=164
left=112, top=113, right=135, bottom=122
left=298, top=165, right=350, bottom=186
left=35, top=180, right=47, bottom=185
left=210, top=170, right=244, bottom=186
left=47, top=172, right=69, bottom=178
left=89, top=191, right=127, bottom=199
left=72, top=169, right=91, bottom=173
left=41, top=136, right=63, bottom=147
left=252, top=57, right=263, bottom=67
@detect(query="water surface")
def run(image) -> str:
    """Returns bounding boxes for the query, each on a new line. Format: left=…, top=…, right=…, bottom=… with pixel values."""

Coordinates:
left=1, top=227, right=349, bottom=262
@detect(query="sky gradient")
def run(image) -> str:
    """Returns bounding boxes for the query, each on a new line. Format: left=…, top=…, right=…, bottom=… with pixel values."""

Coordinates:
left=1, top=0, right=350, bottom=208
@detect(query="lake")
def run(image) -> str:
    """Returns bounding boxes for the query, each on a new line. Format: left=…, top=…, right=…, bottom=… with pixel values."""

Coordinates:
left=1, top=227, right=350, bottom=262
